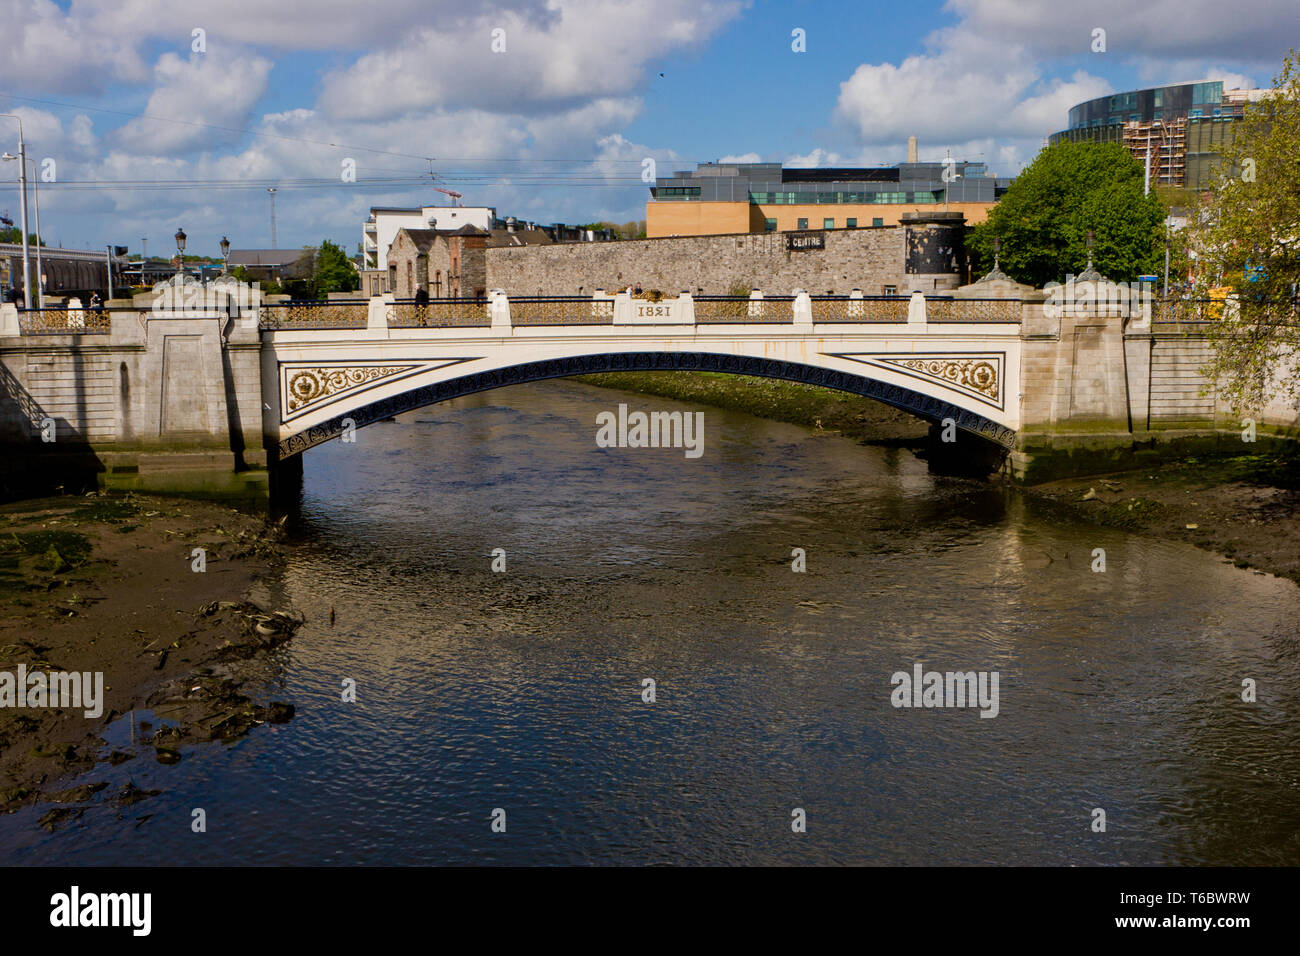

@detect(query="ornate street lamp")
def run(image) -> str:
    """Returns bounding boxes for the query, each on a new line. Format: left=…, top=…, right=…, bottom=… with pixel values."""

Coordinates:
left=1079, top=228, right=1103, bottom=282
left=978, top=235, right=1011, bottom=283
left=220, top=236, right=230, bottom=275
left=174, top=227, right=187, bottom=276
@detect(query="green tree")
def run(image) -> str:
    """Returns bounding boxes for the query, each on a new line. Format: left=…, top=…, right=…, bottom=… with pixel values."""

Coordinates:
left=0, top=227, right=45, bottom=246
left=969, top=141, right=1166, bottom=287
left=1186, top=49, right=1300, bottom=412
left=311, top=239, right=358, bottom=297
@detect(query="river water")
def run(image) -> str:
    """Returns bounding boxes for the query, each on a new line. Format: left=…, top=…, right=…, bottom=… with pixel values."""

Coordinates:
left=5, top=378, right=1300, bottom=865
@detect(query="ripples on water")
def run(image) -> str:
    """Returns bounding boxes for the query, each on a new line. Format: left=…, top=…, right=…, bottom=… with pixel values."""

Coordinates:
left=5, top=379, right=1299, bottom=865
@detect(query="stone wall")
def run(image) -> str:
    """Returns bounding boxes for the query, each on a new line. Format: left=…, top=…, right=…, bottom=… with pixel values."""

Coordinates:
left=486, top=227, right=909, bottom=296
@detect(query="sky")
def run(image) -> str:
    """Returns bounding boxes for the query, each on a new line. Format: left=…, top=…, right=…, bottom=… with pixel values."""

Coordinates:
left=0, top=0, right=1294, bottom=259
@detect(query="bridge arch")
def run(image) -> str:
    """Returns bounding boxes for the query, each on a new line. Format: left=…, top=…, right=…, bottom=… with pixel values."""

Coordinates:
left=273, top=350, right=1016, bottom=459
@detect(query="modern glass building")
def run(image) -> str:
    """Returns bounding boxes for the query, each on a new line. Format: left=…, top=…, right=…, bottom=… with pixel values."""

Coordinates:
left=646, top=161, right=1013, bottom=237
left=1048, top=81, right=1268, bottom=189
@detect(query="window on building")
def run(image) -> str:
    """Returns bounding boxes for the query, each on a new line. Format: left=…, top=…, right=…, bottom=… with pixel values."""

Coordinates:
left=823, top=218, right=834, bottom=229
left=872, top=217, right=884, bottom=227
left=764, top=218, right=777, bottom=232
left=846, top=218, right=857, bottom=228
left=882, top=285, right=897, bottom=295
left=797, top=218, right=808, bottom=229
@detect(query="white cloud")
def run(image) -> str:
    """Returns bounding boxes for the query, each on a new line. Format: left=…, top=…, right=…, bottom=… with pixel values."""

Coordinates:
left=0, top=0, right=150, bottom=91
left=834, top=28, right=1110, bottom=145
left=113, top=52, right=273, bottom=154
left=944, top=0, right=1295, bottom=62
left=717, top=152, right=762, bottom=164
left=314, top=1, right=743, bottom=121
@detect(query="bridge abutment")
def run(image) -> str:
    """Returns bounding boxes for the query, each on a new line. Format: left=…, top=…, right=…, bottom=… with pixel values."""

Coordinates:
left=0, top=291, right=267, bottom=503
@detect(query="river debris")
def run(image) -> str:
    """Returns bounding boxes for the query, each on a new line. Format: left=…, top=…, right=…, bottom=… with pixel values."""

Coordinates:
left=42, top=781, right=108, bottom=804
left=38, top=807, right=84, bottom=832
left=198, top=600, right=305, bottom=659
left=114, top=781, right=161, bottom=807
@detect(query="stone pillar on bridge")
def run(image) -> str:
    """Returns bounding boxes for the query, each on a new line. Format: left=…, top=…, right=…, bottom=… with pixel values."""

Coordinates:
left=906, top=291, right=926, bottom=326
left=367, top=294, right=390, bottom=337
left=677, top=291, right=695, bottom=325
left=1012, top=273, right=1142, bottom=481
left=791, top=290, right=812, bottom=330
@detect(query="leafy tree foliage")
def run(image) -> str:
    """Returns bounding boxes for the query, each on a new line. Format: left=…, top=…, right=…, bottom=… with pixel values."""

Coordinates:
left=1186, top=49, right=1300, bottom=412
left=969, top=141, right=1166, bottom=287
left=0, top=227, right=45, bottom=246
left=311, top=239, right=358, bottom=297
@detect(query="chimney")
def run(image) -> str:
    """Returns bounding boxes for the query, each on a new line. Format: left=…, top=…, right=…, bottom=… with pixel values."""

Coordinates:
left=907, top=136, right=918, bottom=164
left=506, top=217, right=516, bottom=233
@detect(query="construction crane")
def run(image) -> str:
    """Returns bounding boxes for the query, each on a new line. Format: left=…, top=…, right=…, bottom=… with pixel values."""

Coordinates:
left=433, top=187, right=463, bottom=206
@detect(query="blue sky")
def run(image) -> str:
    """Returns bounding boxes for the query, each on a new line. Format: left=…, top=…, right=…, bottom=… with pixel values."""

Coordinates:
left=0, top=0, right=1293, bottom=259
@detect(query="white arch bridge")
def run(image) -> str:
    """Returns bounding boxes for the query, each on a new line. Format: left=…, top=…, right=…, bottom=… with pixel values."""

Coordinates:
left=262, top=291, right=1024, bottom=461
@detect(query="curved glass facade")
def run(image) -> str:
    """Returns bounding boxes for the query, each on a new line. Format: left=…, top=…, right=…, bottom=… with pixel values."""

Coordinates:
left=1064, top=81, right=1224, bottom=129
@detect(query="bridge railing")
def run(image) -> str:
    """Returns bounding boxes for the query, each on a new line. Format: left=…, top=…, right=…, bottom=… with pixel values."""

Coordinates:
left=510, top=295, right=615, bottom=325
left=258, top=300, right=370, bottom=329
left=694, top=294, right=795, bottom=323
left=927, top=297, right=1022, bottom=323
left=388, top=298, right=491, bottom=327
left=15, top=307, right=112, bottom=334
left=810, top=295, right=909, bottom=323
left=247, top=291, right=1028, bottom=332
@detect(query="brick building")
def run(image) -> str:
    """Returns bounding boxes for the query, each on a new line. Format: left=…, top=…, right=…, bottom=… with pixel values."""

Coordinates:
left=387, top=223, right=553, bottom=298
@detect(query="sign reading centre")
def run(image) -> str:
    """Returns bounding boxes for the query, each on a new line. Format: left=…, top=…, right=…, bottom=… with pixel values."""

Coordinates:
left=786, top=231, right=826, bottom=252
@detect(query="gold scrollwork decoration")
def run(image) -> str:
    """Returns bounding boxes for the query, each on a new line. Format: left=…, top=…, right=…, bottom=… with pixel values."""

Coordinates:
left=285, top=366, right=415, bottom=412
left=888, top=357, right=999, bottom=400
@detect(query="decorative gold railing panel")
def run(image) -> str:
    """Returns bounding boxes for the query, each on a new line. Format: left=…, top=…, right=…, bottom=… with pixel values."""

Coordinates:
left=259, top=303, right=369, bottom=329
left=928, top=299, right=1021, bottom=323
left=809, top=297, right=909, bottom=323
left=17, top=309, right=111, bottom=334
left=510, top=297, right=614, bottom=325
left=694, top=297, right=793, bottom=323
left=388, top=300, right=490, bottom=327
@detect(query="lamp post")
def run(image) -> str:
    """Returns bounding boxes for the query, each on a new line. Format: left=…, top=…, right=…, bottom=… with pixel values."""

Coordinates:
left=220, top=236, right=230, bottom=275
left=174, top=227, right=187, bottom=277
left=0, top=114, right=31, bottom=308
left=2, top=152, right=42, bottom=307
left=267, top=188, right=277, bottom=249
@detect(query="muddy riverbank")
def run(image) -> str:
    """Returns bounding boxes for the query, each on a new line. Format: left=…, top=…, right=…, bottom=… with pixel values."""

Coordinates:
left=1022, top=449, right=1300, bottom=586
left=0, top=493, right=299, bottom=824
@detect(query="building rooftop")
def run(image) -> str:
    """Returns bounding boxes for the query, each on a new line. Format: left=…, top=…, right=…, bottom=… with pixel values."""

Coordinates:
left=227, top=249, right=309, bottom=266
left=486, top=227, right=554, bottom=248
